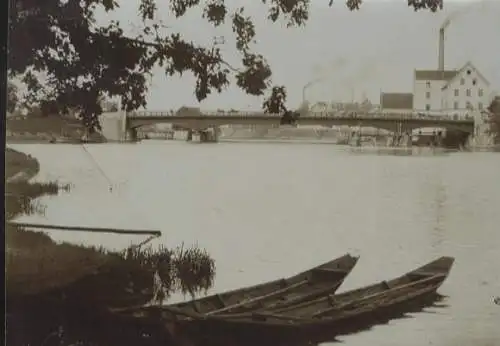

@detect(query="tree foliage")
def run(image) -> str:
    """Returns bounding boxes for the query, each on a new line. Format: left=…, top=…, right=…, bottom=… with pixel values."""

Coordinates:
left=7, top=81, right=19, bottom=113
left=263, top=85, right=288, bottom=114
left=488, top=96, right=500, bottom=143
left=9, top=0, right=444, bottom=131
left=262, top=86, right=300, bottom=125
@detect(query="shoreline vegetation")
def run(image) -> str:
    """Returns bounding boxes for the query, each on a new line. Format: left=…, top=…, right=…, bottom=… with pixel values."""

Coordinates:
left=6, top=115, right=106, bottom=143
left=5, top=148, right=215, bottom=346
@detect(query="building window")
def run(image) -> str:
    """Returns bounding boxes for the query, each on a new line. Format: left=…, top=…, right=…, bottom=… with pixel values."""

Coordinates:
left=426, top=81, right=431, bottom=88
left=460, top=78, right=465, bottom=85
left=425, top=104, right=431, bottom=111
left=467, top=69, right=471, bottom=75
left=425, top=91, right=431, bottom=99
left=479, top=88, right=484, bottom=97
left=478, top=102, right=483, bottom=110
left=472, top=78, right=477, bottom=86
left=466, top=89, right=471, bottom=97
left=454, top=101, right=459, bottom=110
left=454, top=89, right=459, bottom=97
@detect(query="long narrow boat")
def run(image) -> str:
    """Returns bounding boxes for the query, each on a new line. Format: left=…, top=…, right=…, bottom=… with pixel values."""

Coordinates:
left=166, top=253, right=359, bottom=315
left=158, top=256, right=454, bottom=346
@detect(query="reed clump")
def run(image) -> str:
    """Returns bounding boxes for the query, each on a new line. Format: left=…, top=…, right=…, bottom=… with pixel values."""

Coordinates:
left=5, top=180, right=69, bottom=219
left=125, top=243, right=216, bottom=300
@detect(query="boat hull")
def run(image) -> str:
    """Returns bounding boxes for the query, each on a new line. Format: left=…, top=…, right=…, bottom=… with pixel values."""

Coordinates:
left=170, top=283, right=445, bottom=346
left=168, top=254, right=359, bottom=315
left=165, top=257, right=454, bottom=346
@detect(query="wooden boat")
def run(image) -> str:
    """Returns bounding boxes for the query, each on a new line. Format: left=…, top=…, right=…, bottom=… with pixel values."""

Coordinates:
left=154, top=256, right=454, bottom=346
left=112, top=254, right=358, bottom=319
left=167, top=253, right=359, bottom=315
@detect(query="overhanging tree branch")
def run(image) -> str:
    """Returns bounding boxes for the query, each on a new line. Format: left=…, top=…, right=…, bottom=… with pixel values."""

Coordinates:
left=8, top=0, right=445, bottom=131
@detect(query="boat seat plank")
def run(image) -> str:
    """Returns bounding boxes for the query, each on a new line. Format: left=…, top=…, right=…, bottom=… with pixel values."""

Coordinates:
left=327, top=295, right=336, bottom=306
left=251, top=312, right=308, bottom=322
left=192, top=301, right=201, bottom=313
left=279, top=278, right=288, bottom=288
left=410, top=271, right=443, bottom=277
left=311, top=274, right=443, bottom=318
left=206, top=280, right=308, bottom=316
left=215, top=294, right=226, bottom=308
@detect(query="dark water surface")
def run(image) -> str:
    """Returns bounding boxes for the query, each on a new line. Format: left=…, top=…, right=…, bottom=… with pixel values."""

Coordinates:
left=11, top=142, right=500, bottom=346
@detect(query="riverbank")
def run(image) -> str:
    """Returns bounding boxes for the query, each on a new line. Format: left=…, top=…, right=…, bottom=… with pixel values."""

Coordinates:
left=6, top=147, right=216, bottom=346
left=6, top=116, right=106, bottom=143
left=5, top=148, right=114, bottom=296
left=5, top=148, right=156, bottom=346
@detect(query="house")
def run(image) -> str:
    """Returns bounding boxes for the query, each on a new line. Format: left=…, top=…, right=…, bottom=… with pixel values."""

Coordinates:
left=381, top=61, right=492, bottom=119
left=414, top=61, right=491, bottom=118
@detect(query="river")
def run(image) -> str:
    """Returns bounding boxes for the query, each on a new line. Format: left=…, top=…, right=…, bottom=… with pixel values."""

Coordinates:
left=9, top=141, right=500, bottom=346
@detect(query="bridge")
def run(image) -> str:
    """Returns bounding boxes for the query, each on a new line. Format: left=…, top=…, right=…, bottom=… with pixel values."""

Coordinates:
left=124, top=110, right=475, bottom=142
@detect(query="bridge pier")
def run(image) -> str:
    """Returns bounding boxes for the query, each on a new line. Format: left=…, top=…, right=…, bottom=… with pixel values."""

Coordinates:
left=186, top=127, right=219, bottom=143
left=200, top=127, right=219, bottom=143
left=126, top=128, right=138, bottom=142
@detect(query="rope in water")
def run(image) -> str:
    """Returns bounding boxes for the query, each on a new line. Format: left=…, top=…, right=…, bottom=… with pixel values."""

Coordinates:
left=77, top=143, right=161, bottom=248
left=80, top=144, right=115, bottom=191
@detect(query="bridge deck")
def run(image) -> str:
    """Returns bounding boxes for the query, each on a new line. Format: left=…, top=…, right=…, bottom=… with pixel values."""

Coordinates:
left=125, top=111, right=475, bottom=133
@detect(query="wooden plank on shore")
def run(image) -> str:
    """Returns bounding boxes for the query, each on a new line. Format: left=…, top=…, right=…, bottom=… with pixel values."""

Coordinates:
left=7, top=221, right=162, bottom=236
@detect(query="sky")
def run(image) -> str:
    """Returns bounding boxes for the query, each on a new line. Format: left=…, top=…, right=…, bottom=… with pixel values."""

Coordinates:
left=94, top=0, right=500, bottom=110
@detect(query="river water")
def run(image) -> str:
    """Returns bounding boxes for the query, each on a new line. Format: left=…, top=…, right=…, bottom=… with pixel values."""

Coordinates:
left=10, top=141, right=500, bottom=346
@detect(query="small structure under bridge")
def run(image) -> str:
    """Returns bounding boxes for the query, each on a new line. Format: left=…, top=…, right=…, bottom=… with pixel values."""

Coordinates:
left=123, top=108, right=475, bottom=143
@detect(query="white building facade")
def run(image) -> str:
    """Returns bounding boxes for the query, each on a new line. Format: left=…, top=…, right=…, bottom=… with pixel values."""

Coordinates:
left=412, top=62, right=492, bottom=119
left=440, top=63, right=491, bottom=118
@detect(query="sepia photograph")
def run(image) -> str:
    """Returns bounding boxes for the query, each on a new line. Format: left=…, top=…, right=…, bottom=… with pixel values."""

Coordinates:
left=4, top=0, right=500, bottom=345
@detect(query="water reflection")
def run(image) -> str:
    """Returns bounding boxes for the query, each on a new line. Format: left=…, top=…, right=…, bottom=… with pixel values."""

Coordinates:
left=8, top=143, right=500, bottom=346
left=347, top=147, right=453, bottom=157
left=303, top=294, right=447, bottom=346
left=430, top=178, right=447, bottom=250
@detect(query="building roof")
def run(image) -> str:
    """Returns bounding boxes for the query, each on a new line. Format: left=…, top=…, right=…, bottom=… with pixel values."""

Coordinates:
left=380, top=93, right=413, bottom=110
left=414, top=70, right=458, bottom=81
left=442, top=61, right=491, bottom=89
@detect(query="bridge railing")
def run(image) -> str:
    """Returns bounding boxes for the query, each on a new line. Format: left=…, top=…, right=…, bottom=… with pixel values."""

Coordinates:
left=127, top=110, right=474, bottom=121
left=131, top=110, right=176, bottom=117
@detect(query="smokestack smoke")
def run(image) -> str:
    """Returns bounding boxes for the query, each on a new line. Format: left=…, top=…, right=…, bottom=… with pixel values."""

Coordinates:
left=438, top=28, right=445, bottom=71
left=438, top=0, right=492, bottom=71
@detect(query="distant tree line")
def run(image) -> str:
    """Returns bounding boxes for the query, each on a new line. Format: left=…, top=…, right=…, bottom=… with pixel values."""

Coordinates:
left=6, top=80, right=118, bottom=117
